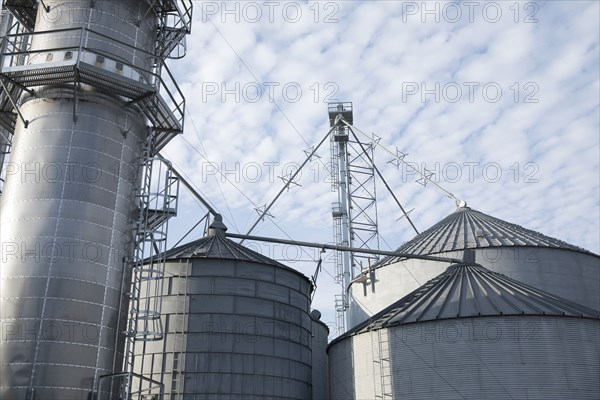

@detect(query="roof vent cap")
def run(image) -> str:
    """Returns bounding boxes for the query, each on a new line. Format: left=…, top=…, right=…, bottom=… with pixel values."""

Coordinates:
left=206, top=214, right=228, bottom=237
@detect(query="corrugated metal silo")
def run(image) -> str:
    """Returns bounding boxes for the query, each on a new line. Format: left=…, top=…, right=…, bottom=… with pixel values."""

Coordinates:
left=348, top=206, right=600, bottom=327
left=134, top=220, right=314, bottom=399
left=0, top=1, right=191, bottom=398
left=310, top=309, right=329, bottom=400
left=330, top=262, right=600, bottom=399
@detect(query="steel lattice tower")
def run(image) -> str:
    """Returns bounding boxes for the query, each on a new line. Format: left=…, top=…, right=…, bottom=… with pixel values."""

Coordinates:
left=329, top=102, right=380, bottom=335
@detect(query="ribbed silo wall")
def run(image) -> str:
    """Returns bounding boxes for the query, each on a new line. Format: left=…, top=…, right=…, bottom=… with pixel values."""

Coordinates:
left=0, top=1, right=156, bottom=399
left=348, top=248, right=600, bottom=328
left=134, top=257, right=314, bottom=400
left=329, top=316, right=600, bottom=400
left=311, top=316, right=330, bottom=400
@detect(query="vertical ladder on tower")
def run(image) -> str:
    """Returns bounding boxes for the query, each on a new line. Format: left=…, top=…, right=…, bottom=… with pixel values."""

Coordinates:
left=330, top=134, right=340, bottom=191
left=168, top=259, right=190, bottom=400
left=331, top=200, right=347, bottom=335
left=373, top=329, right=393, bottom=399
left=124, top=135, right=180, bottom=400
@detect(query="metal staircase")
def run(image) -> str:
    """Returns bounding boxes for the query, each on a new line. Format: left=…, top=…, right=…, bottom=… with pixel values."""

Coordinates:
left=0, top=80, right=19, bottom=131
left=0, top=6, right=29, bottom=196
left=3, top=0, right=37, bottom=32
left=0, top=2, right=193, bottom=398
left=155, top=1, right=193, bottom=59
left=124, top=137, right=180, bottom=400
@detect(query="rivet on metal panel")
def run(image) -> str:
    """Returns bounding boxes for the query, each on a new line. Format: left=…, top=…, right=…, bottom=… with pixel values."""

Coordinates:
left=65, top=51, right=73, bottom=60
left=116, top=62, right=124, bottom=71
left=96, top=55, right=105, bottom=64
left=46, top=53, right=53, bottom=61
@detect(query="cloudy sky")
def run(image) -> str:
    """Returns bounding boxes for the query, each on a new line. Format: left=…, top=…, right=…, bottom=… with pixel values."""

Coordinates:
left=161, top=0, right=600, bottom=330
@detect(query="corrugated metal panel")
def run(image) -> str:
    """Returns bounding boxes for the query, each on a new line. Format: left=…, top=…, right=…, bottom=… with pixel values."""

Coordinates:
left=311, top=313, right=330, bottom=400
left=342, top=263, right=599, bottom=338
left=348, top=247, right=600, bottom=328
left=0, top=1, right=161, bottom=398
left=328, top=338, right=355, bottom=400
left=378, top=206, right=595, bottom=266
left=164, top=234, right=287, bottom=268
left=330, top=317, right=600, bottom=400
left=134, top=253, right=313, bottom=400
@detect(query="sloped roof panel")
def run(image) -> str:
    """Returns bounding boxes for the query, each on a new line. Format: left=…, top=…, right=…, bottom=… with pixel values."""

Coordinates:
left=378, top=206, right=593, bottom=266
left=340, top=263, right=600, bottom=339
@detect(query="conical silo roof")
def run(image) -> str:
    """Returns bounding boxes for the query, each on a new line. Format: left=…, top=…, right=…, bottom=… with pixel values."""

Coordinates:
left=339, top=262, right=600, bottom=338
left=163, top=234, right=286, bottom=267
left=378, top=206, right=592, bottom=266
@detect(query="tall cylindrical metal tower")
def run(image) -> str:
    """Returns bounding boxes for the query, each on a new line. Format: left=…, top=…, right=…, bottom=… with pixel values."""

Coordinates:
left=0, top=1, right=191, bottom=399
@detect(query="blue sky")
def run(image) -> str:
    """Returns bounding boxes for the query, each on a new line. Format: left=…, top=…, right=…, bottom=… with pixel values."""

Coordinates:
left=161, top=1, right=600, bottom=329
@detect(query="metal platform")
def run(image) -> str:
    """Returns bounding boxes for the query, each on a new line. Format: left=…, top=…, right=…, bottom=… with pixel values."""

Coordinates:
left=328, top=101, right=354, bottom=126
left=0, top=27, right=186, bottom=153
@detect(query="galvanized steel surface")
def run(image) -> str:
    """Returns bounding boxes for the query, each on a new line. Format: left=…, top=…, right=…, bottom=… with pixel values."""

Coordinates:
left=0, top=1, right=157, bottom=399
left=134, top=240, right=314, bottom=400
left=348, top=246, right=600, bottom=328
left=333, top=263, right=600, bottom=399
left=378, top=206, right=592, bottom=265
left=329, top=316, right=600, bottom=400
left=343, top=263, right=599, bottom=339
left=164, top=234, right=288, bottom=268
left=348, top=206, right=600, bottom=328
left=311, top=312, right=330, bottom=400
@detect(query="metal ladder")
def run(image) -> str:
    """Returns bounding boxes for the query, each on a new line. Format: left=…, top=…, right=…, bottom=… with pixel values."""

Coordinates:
left=168, top=259, right=190, bottom=400
left=373, top=329, right=393, bottom=399
left=330, top=134, right=340, bottom=191
left=331, top=200, right=348, bottom=335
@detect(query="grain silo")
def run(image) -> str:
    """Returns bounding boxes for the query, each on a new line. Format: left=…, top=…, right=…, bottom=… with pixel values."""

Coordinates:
left=348, top=205, right=600, bottom=327
left=330, top=262, right=600, bottom=400
left=133, top=217, right=314, bottom=399
left=0, top=1, right=191, bottom=398
left=310, top=309, right=330, bottom=400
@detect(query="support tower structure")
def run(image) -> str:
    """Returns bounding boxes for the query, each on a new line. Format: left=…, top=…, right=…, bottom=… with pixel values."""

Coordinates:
left=329, top=102, right=380, bottom=335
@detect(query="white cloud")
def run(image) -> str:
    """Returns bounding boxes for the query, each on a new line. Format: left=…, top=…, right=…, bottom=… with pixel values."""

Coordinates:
left=163, top=0, right=600, bottom=328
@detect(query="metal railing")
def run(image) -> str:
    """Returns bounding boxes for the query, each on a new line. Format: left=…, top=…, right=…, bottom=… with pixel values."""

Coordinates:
left=0, top=27, right=186, bottom=139
left=125, top=147, right=179, bottom=400
left=155, top=0, right=193, bottom=59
